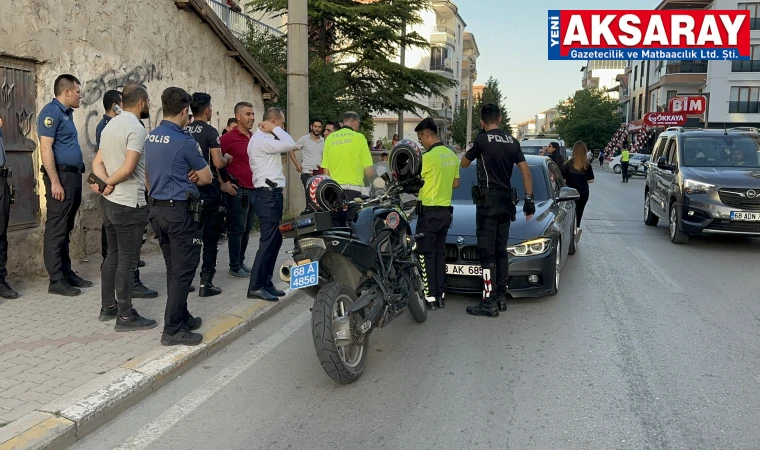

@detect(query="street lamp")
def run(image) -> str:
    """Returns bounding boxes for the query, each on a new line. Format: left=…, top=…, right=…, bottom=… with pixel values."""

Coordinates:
left=466, top=61, right=476, bottom=148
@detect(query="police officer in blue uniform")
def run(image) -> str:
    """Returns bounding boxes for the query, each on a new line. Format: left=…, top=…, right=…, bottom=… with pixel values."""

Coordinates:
left=37, top=74, right=93, bottom=296
left=145, top=87, right=213, bottom=346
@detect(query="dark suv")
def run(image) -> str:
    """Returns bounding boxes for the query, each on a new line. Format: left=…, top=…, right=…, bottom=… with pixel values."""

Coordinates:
left=643, top=127, right=760, bottom=244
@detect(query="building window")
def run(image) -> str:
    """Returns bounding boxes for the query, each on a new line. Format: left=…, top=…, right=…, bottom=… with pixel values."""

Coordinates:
left=387, top=123, right=398, bottom=139
left=633, top=66, right=638, bottom=89
left=666, top=90, right=678, bottom=104
left=638, top=94, right=643, bottom=120
left=651, top=91, right=658, bottom=112
left=738, top=3, right=760, bottom=30
left=631, top=97, right=637, bottom=121
left=729, top=86, right=760, bottom=113
left=732, top=44, right=760, bottom=72
left=430, top=46, right=452, bottom=73
left=0, top=58, right=39, bottom=230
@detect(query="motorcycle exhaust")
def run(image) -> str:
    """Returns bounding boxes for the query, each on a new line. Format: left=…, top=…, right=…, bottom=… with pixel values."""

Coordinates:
left=280, top=260, right=296, bottom=282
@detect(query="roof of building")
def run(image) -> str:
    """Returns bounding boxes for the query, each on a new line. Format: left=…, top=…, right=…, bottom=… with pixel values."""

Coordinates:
left=175, top=0, right=279, bottom=97
left=655, top=0, right=712, bottom=10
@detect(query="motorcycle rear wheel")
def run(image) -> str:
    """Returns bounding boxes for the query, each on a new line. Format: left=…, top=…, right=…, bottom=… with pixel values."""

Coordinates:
left=312, top=281, right=367, bottom=384
left=406, top=268, right=428, bottom=323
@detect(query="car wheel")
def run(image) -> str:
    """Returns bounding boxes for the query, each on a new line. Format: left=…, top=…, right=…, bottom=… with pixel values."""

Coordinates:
left=669, top=203, right=689, bottom=244
left=644, top=191, right=659, bottom=226
left=549, top=239, right=561, bottom=296
left=568, top=219, right=577, bottom=256
left=613, top=164, right=621, bottom=174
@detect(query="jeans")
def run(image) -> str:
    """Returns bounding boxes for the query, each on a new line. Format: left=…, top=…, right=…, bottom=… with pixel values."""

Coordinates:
left=226, top=188, right=256, bottom=271
left=101, top=198, right=147, bottom=316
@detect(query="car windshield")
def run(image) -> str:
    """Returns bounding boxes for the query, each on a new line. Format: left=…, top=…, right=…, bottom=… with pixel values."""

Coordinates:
left=682, top=135, right=760, bottom=168
left=453, top=163, right=550, bottom=202
left=520, top=145, right=544, bottom=155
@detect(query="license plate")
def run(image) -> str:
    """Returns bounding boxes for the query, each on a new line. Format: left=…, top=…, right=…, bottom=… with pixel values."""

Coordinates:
left=290, top=261, right=319, bottom=290
left=730, top=211, right=760, bottom=221
left=445, top=264, right=482, bottom=277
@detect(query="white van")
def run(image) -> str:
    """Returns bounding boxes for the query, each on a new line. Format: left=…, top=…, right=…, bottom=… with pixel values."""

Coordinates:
left=520, top=139, right=567, bottom=160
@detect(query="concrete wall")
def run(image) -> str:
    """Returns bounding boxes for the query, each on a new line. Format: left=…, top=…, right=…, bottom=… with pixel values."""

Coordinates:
left=0, top=0, right=265, bottom=277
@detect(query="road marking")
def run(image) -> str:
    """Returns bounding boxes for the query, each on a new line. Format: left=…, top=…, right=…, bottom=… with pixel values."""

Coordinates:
left=628, top=247, right=686, bottom=293
left=114, top=309, right=310, bottom=450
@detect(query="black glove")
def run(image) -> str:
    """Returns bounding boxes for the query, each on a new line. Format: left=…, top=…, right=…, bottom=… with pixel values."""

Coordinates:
left=523, top=194, right=536, bottom=216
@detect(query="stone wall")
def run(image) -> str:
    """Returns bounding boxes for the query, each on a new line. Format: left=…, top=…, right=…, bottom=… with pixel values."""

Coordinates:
left=0, top=0, right=266, bottom=277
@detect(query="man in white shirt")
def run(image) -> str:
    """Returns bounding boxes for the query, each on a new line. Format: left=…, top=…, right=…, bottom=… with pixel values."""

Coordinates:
left=289, top=118, right=325, bottom=187
left=246, top=107, right=298, bottom=301
left=90, top=83, right=157, bottom=331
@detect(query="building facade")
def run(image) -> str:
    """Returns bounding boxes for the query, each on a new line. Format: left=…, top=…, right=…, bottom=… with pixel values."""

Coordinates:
left=0, top=0, right=277, bottom=276
left=581, top=60, right=627, bottom=99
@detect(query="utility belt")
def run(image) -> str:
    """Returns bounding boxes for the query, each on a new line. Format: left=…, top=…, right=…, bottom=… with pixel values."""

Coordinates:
left=471, top=185, right=518, bottom=209
left=41, top=164, right=85, bottom=175
left=149, top=192, right=204, bottom=223
left=0, top=167, right=14, bottom=204
left=254, top=178, right=282, bottom=193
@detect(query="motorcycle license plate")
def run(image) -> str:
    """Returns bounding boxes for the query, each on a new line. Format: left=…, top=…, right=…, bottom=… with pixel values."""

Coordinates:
left=290, top=261, right=319, bottom=290
left=730, top=211, right=760, bottom=222
left=445, top=264, right=482, bottom=277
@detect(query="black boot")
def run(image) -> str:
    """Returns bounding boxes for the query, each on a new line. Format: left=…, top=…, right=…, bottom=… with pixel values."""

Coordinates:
left=497, top=298, right=507, bottom=312
left=132, top=270, right=158, bottom=299
left=437, top=294, right=446, bottom=309
left=425, top=296, right=438, bottom=311
left=466, top=299, right=499, bottom=318
left=199, top=273, right=222, bottom=297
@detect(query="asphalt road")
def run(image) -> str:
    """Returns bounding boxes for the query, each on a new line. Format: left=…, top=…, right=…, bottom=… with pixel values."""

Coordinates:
left=74, top=168, right=760, bottom=450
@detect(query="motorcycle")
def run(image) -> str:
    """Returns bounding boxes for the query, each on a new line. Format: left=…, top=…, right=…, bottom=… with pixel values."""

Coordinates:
left=278, top=176, right=427, bottom=384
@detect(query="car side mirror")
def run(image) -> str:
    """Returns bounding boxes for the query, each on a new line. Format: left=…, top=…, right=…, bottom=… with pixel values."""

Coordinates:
left=657, top=157, right=672, bottom=171
left=558, top=187, right=580, bottom=202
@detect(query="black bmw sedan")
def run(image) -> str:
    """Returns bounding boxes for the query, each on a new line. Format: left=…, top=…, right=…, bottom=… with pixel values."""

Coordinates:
left=434, top=155, right=580, bottom=297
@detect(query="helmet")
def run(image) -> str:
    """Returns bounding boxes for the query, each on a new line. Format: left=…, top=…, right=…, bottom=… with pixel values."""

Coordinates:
left=305, top=175, right=345, bottom=212
left=389, top=139, right=422, bottom=181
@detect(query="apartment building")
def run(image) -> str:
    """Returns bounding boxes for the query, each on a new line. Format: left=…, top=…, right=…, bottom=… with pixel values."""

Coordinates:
left=621, top=0, right=760, bottom=129
left=580, top=60, right=627, bottom=99
left=372, top=0, right=468, bottom=145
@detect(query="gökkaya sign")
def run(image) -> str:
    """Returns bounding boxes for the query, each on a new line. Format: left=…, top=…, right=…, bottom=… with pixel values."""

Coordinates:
left=643, top=112, right=687, bottom=126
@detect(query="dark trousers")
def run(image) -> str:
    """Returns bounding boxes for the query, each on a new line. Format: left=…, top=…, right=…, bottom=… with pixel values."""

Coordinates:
left=226, top=188, right=256, bottom=271
left=248, top=190, right=283, bottom=291
left=43, top=171, right=82, bottom=282
left=621, top=161, right=629, bottom=181
left=101, top=199, right=147, bottom=316
left=331, top=189, right=361, bottom=227
left=0, top=179, right=10, bottom=280
left=149, top=206, right=202, bottom=335
left=200, top=196, right=221, bottom=276
left=476, top=192, right=513, bottom=301
left=101, top=226, right=142, bottom=281
left=575, top=189, right=589, bottom=227
left=599, top=158, right=604, bottom=167
left=416, top=208, right=452, bottom=299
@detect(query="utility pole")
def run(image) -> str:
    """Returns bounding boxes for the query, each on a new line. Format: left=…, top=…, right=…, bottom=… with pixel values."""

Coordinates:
left=466, top=62, right=475, bottom=149
left=397, top=19, right=406, bottom=141
left=286, top=0, right=308, bottom=216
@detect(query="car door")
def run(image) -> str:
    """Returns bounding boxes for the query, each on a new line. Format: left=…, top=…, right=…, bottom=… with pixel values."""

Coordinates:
left=659, top=139, right=678, bottom=215
left=648, top=137, right=667, bottom=216
left=547, top=161, right=571, bottom=259
left=653, top=138, right=677, bottom=217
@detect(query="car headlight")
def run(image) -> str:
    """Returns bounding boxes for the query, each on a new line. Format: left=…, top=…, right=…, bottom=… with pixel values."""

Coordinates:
left=507, top=238, right=551, bottom=257
left=683, top=179, right=715, bottom=195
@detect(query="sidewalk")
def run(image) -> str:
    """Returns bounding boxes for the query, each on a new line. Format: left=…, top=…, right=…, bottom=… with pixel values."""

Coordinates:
left=0, top=232, right=298, bottom=449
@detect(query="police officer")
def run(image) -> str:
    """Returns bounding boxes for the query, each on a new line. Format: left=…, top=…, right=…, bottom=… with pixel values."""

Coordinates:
left=414, top=118, right=459, bottom=311
left=145, top=87, right=212, bottom=346
left=38, top=74, right=92, bottom=296
left=461, top=103, right=535, bottom=318
left=186, top=92, right=232, bottom=297
left=0, top=116, right=17, bottom=298
left=320, top=111, right=374, bottom=226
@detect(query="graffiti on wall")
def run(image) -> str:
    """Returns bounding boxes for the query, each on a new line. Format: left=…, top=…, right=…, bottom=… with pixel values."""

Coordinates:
left=81, top=63, right=167, bottom=149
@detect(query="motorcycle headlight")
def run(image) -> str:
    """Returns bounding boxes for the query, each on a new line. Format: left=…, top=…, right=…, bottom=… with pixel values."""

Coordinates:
left=507, top=238, right=551, bottom=257
left=683, top=179, right=715, bottom=195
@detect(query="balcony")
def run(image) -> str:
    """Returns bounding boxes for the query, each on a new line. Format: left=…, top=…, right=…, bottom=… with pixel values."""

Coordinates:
left=206, top=0, right=284, bottom=39
left=732, top=60, right=760, bottom=72
left=432, top=26, right=455, bottom=38
left=666, top=61, right=708, bottom=73
left=431, top=26, right=456, bottom=46
left=430, top=63, right=454, bottom=74
left=429, top=102, right=453, bottom=119
left=729, top=101, right=760, bottom=114
left=752, top=17, right=760, bottom=31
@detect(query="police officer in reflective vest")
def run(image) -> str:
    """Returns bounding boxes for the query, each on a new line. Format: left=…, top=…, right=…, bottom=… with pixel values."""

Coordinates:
left=414, top=118, right=459, bottom=310
left=186, top=92, right=232, bottom=297
left=461, top=104, right=535, bottom=318
left=145, top=87, right=213, bottom=346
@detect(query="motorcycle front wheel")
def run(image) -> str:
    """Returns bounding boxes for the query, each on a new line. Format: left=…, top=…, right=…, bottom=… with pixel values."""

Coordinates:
left=312, top=281, right=367, bottom=384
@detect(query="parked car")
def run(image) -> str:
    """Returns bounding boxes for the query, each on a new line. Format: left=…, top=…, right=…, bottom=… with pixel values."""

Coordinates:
left=411, top=155, right=580, bottom=297
left=608, top=153, right=647, bottom=175
left=520, top=139, right=567, bottom=160
left=643, top=127, right=760, bottom=244
left=628, top=154, right=651, bottom=177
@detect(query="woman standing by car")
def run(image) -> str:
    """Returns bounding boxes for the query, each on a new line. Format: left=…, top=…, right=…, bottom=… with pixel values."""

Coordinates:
left=540, top=141, right=565, bottom=167
left=562, top=141, right=595, bottom=228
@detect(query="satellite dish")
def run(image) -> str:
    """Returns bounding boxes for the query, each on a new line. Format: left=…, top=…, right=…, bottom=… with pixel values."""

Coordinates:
left=444, top=58, right=451, bottom=69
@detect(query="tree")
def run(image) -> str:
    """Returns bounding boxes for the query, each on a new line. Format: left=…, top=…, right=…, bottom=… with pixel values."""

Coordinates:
left=473, top=77, right=512, bottom=136
left=554, top=89, right=621, bottom=150
left=246, top=0, right=458, bottom=117
left=451, top=101, right=471, bottom=149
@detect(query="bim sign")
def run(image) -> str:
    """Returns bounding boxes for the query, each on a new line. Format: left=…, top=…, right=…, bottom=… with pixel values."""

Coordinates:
left=668, top=95, right=707, bottom=115
left=548, top=10, right=750, bottom=60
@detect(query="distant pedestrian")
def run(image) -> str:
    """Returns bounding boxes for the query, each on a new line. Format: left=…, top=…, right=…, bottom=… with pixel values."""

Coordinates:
left=621, top=148, right=630, bottom=183
left=289, top=118, right=325, bottom=187
left=562, top=141, right=595, bottom=230
left=599, top=150, right=605, bottom=167
left=373, top=140, right=383, bottom=152
left=222, top=117, right=237, bottom=136
left=586, top=148, right=593, bottom=163
left=323, top=121, right=336, bottom=139
left=392, top=133, right=400, bottom=147
left=38, top=74, right=93, bottom=296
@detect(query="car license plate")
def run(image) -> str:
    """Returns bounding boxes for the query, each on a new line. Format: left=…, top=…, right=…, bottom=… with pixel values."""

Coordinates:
left=290, top=261, right=319, bottom=290
left=730, top=211, right=760, bottom=222
left=445, top=264, right=482, bottom=277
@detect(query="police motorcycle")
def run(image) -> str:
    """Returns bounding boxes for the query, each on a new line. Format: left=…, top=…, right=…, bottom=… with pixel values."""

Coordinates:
left=278, top=141, right=427, bottom=384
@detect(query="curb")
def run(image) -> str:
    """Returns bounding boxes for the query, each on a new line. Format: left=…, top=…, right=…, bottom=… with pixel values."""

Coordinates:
left=0, top=289, right=305, bottom=450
